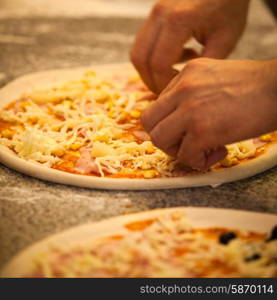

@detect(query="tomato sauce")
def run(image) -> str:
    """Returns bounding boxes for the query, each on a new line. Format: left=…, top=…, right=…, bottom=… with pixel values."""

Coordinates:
left=125, top=219, right=156, bottom=231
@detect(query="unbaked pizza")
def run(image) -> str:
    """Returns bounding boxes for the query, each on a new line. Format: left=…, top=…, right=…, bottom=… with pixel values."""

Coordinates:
left=0, top=66, right=276, bottom=184
left=3, top=210, right=277, bottom=278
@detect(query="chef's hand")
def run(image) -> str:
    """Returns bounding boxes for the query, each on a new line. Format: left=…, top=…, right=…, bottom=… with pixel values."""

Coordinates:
left=131, top=0, right=250, bottom=93
left=141, top=58, right=277, bottom=170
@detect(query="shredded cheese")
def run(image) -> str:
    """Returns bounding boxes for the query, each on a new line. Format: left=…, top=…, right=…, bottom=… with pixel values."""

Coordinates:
left=0, top=70, right=274, bottom=178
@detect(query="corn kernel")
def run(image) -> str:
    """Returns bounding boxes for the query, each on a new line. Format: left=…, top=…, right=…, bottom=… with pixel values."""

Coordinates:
left=111, top=128, right=123, bottom=139
left=63, top=100, right=73, bottom=108
left=52, top=148, right=65, bottom=157
left=81, top=79, right=90, bottom=88
left=108, top=110, right=115, bottom=118
left=130, top=110, right=141, bottom=119
left=118, top=112, right=128, bottom=122
left=100, top=80, right=114, bottom=88
left=1, top=129, right=13, bottom=139
left=146, top=145, right=155, bottom=154
left=60, top=161, right=74, bottom=169
left=106, top=100, right=114, bottom=110
left=94, top=133, right=109, bottom=142
left=52, top=126, right=61, bottom=132
left=240, top=146, right=248, bottom=154
left=112, top=92, right=120, bottom=100
left=220, top=157, right=239, bottom=167
left=85, top=70, right=96, bottom=77
left=260, top=134, right=272, bottom=142
left=63, top=152, right=80, bottom=161
left=29, top=116, right=39, bottom=123
left=128, top=74, right=140, bottom=83
left=94, top=90, right=110, bottom=103
left=143, top=170, right=158, bottom=179
left=20, top=101, right=31, bottom=109
left=70, top=143, right=83, bottom=151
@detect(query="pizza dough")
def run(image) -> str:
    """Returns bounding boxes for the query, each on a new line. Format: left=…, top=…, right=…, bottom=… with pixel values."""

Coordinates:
left=0, top=63, right=276, bottom=190
left=1, top=207, right=277, bottom=277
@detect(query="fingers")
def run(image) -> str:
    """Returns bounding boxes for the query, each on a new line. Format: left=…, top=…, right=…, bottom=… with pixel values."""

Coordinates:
left=202, top=32, right=237, bottom=59
left=177, top=133, right=207, bottom=170
left=176, top=135, right=228, bottom=170
left=141, top=92, right=177, bottom=132
left=149, top=112, right=228, bottom=169
left=131, top=16, right=162, bottom=92
left=159, top=67, right=183, bottom=96
left=149, top=108, right=188, bottom=154
left=165, top=143, right=180, bottom=157
left=140, top=72, right=188, bottom=133
left=141, top=68, right=186, bottom=132
left=131, top=4, right=192, bottom=94
left=149, top=115, right=228, bottom=169
left=149, top=24, right=191, bottom=93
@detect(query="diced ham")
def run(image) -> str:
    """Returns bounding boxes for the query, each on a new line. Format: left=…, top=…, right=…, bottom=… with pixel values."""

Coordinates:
left=74, top=147, right=112, bottom=175
left=253, top=138, right=266, bottom=147
left=74, top=147, right=100, bottom=174
left=132, top=130, right=150, bottom=141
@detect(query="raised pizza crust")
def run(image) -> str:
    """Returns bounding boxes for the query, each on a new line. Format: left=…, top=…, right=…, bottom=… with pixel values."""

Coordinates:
left=1, top=207, right=277, bottom=277
left=0, top=63, right=276, bottom=190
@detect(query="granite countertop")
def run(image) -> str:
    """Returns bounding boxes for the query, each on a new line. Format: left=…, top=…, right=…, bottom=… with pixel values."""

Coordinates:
left=0, top=0, right=277, bottom=268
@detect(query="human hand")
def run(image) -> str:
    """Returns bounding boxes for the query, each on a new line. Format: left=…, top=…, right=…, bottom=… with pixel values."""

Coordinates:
left=131, top=0, right=250, bottom=93
left=141, top=58, right=277, bottom=170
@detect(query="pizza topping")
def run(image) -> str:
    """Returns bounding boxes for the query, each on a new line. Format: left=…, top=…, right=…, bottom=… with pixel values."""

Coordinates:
left=260, top=134, right=273, bottom=142
left=74, top=147, right=100, bottom=174
left=220, top=139, right=258, bottom=167
left=125, top=219, right=155, bottom=231
left=219, top=232, right=237, bottom=245
left=253, top=138, right=266, bottom=148
left=142, top=169, right=158, bottom=179
left=1, top=129, right=14, bottom=139
left=26, top=212, right=277, bottom=278
left=0, top=70, right=276, bottom=178
left=266, top=226, right=277, bottom=242
left=91, top=142, right=116, bottom=158
left=245, top=253, right=261, bottom=262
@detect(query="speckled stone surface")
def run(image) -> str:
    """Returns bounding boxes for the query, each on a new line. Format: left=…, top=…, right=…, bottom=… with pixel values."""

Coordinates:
left=0, top=1, right=277, bottom=269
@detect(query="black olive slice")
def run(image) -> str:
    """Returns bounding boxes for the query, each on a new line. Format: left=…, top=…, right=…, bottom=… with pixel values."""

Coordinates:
left=266, top=225, right=277, bottom=242
left=245, top=253, right=261, bottom=262
left=219, top=232, right=237, bottom=245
